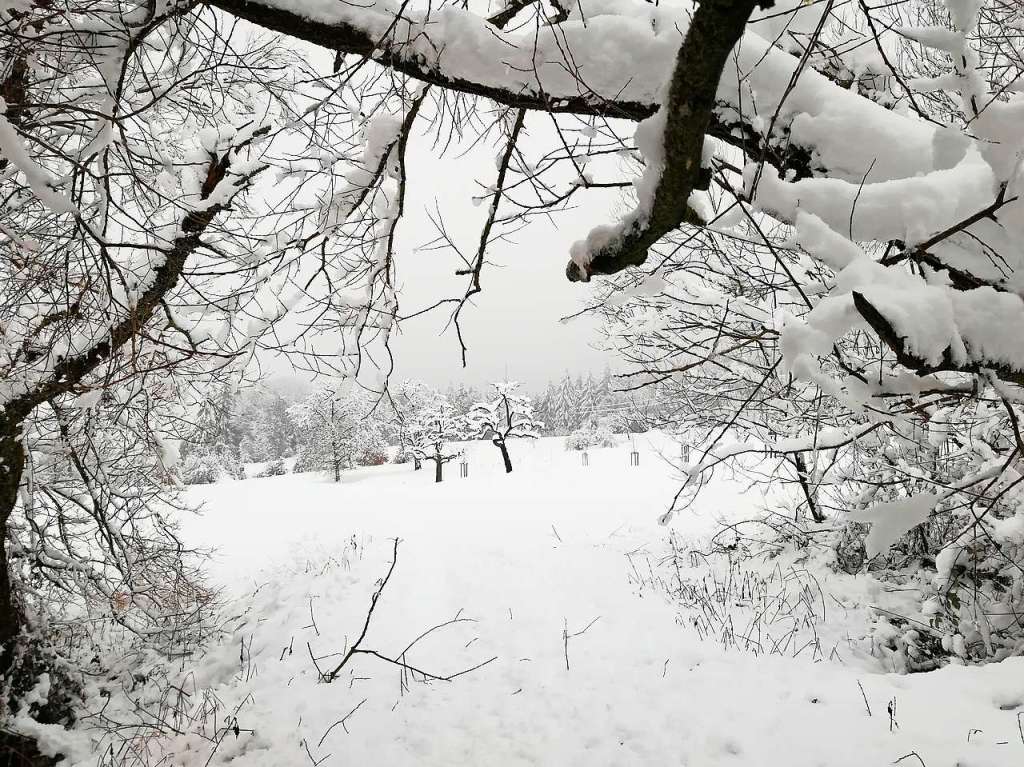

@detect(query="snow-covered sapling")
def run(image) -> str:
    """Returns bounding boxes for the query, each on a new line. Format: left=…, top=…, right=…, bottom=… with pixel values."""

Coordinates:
left=289, top=385, right=385, bottom=481
left=407, top=400, right=467, bottom=483
left=468, top=382, right=542, bottom=473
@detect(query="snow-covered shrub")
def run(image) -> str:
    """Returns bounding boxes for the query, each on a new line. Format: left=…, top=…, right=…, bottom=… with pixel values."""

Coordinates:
left=810, top=406, right=1024, bottom=667
left=354, top=439, right=388, bottom=466
left=833, top=523, right=868, bottom=575
left=903, top=511, right=1024, bottom=667
left=657, top=486, right=1024, bottom=671
left=563, top=431, right=589, bottom=451
left=644, top=529, right=835, bottom=660
left=180, top=453, right=222, bottom=485
left=257, top=458, right=288, bottom=477
left=292, top=446, right=320, bottom=474
left=180, top=444, right=244, bottom=485
left=564, top=425, right=617, bottom=451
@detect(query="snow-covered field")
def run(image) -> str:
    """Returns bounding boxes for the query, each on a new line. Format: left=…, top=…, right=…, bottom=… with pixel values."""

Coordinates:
left=76, top=435, right=1023, bottom=766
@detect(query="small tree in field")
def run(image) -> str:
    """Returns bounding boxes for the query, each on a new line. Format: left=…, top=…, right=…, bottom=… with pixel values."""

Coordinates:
left=469, top=383, right=542, bottom=473
left=408, top=401, right=466, bottom=483
left=389, top=380, right=436, bottom=469
left=289, top=386, right=382, bottom=482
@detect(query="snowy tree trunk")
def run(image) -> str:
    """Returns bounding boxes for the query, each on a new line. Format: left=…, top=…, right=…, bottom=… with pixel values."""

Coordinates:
left=496, top=439, right=512, bottom=473
left=434, top=456, right=443, bottom=483
left=0, top=421, right=25, bottom=674
left=792, top=452, right=823, bottom=523
left=331, top=431, right=341, bottom=482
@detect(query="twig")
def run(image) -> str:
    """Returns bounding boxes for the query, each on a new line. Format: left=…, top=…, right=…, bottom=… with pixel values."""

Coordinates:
left=562, top=616, right=601, bottom=670
left=353, top=648, right=498, bottom=682
left=307, top=642, right=326, bottom=681
left=305, top=598, right=320, bottom=636
left=857, top=680, right=872, bottom=716
left=326, top=538, right=401, bottom=682
left=317, top=698, right=367, bottom=746
left=894, top=753, right=926, bottom=767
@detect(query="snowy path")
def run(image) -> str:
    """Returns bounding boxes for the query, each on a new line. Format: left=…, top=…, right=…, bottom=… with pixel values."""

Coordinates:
left=173, top=437, right=1023, bottom=767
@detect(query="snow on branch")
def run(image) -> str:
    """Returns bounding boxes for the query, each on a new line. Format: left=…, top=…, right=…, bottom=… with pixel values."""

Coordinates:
left=567, top=0, right=761, bottom=281
left=845, top=493, right=938, bottom=558
left=209, top=0, right=940, bottom=201
left=208, top=0, right=674, bottom=120
left=852, top=287, right=1024, bottom=388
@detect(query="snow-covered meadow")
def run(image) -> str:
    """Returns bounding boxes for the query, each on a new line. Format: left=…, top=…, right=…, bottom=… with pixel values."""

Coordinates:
left=60, top=434, right=1024, bottom=766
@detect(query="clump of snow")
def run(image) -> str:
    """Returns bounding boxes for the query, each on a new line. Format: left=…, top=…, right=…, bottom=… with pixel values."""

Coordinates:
left=751, top=154, right=994, bottom=246
left=857, top=285, right=1024, bottom=372
left=845, top=493, right=938, bottom=558
left=0, top=98, right=76, bottom=214
left=70, top=389, right=103, bottom=411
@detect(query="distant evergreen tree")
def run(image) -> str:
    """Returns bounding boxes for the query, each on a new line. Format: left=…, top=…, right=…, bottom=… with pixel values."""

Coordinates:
left=181, top=385, right=246, bottom=479
left=535, top=382, right=559, bottom=435
left=251, top=393, right=295, bottom=461
left=444, top=384, right=481, bottom=422
left=553, top=374, right=574, bottom=434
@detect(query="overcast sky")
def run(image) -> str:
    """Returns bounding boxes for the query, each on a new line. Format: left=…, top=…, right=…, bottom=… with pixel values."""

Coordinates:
left=385, top=122, right=618, bottom=390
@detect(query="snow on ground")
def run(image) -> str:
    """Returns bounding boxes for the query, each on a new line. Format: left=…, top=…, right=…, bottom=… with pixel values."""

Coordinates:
left=84, top=435, right=1024, bottom=765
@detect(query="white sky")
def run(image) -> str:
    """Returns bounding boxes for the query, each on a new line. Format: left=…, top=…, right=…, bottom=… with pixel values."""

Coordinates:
left=385, top=120, right=617, bottom=390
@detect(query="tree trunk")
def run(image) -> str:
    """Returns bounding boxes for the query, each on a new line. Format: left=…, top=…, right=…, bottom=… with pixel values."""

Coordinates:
left=0, top=420, right=26, bottom=676
left=792, top=452, right=823, bottom=523
left=434, top=457, right=442, bottom=483
left=496, top=440, right=512, bottom=473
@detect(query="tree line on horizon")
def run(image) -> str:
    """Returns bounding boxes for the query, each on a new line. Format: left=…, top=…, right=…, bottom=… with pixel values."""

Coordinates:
left=179, top=371, right=657, bottom=484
